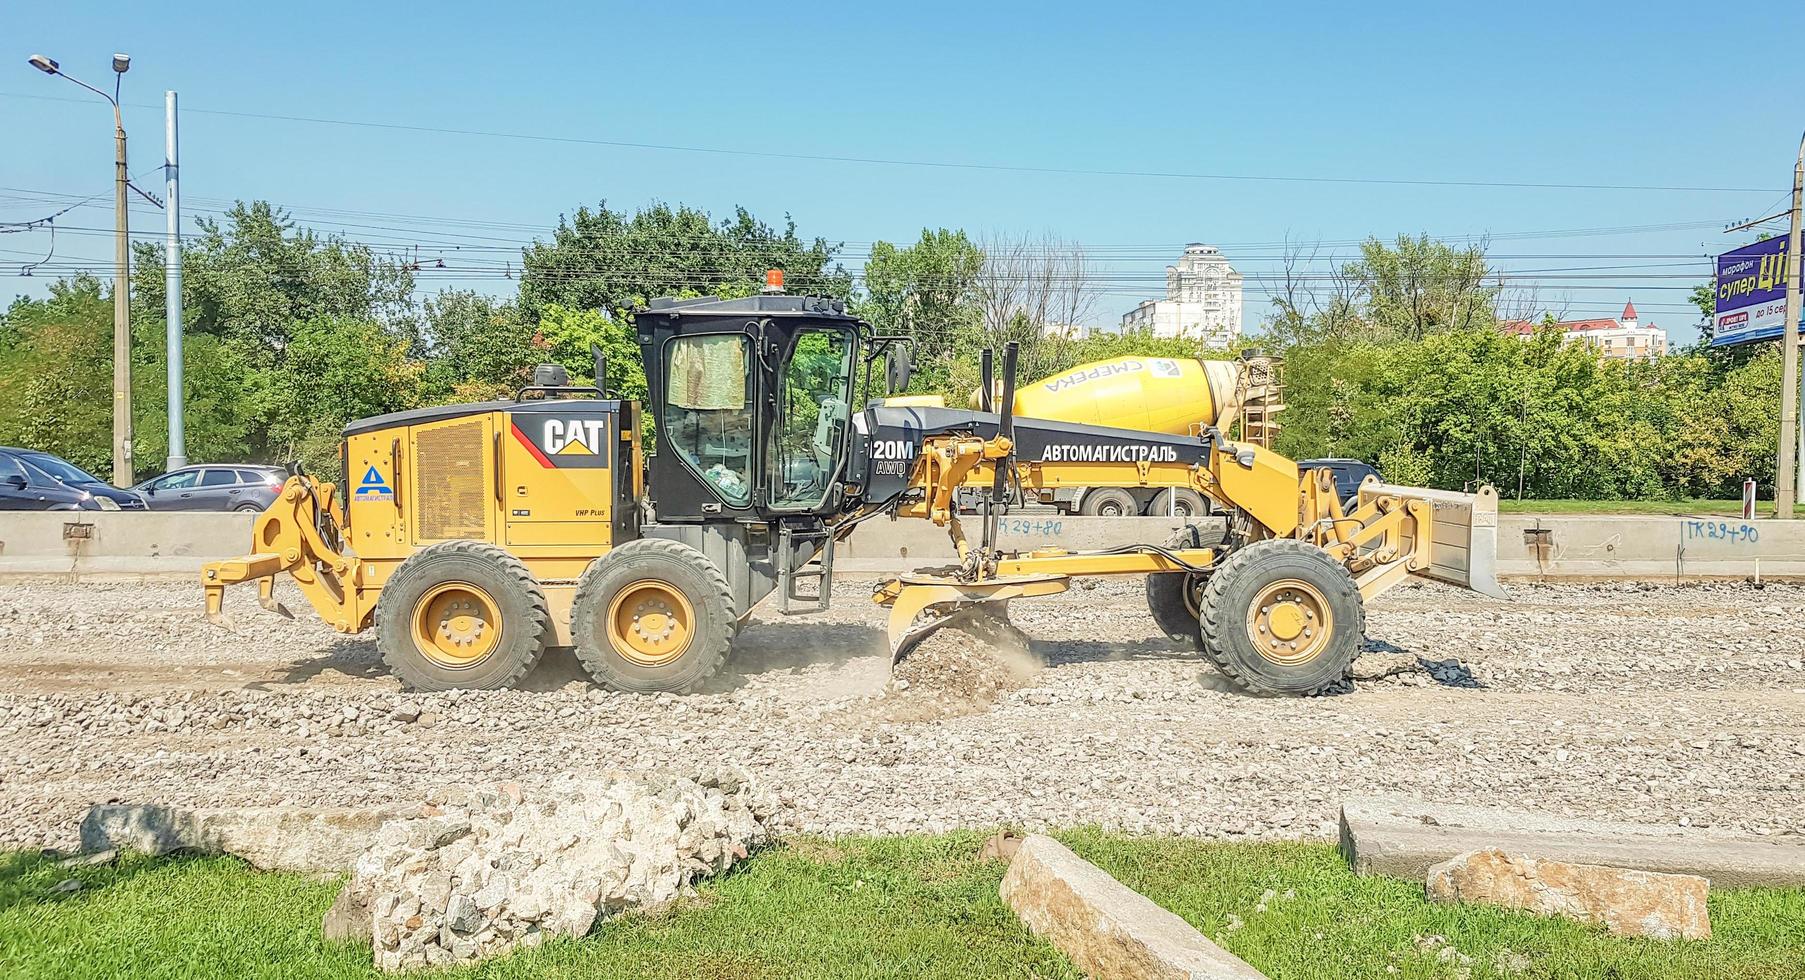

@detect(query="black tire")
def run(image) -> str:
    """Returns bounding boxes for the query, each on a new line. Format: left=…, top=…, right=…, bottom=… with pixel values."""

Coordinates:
left=1197, top=539, right=1363, bottom=695
left=1079, top=487, right=1138, bottom=517
left=1148, top=487, right=1207, bottom=517
left=1146, top=526, right=1207, bottom=646
left=375, top=540, right=550, bottom=691
left=233, top=503, right=263, bottom=513
left=572, top=538, right=736, bottom=693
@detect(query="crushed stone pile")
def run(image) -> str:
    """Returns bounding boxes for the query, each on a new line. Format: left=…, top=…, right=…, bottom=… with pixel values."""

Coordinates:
left=336, top=771, right=773, bottom=972
left=881, top=612, right=1041, bottom=720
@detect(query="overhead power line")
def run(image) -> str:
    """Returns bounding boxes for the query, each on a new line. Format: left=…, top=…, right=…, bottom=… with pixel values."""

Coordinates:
left=0, top=90, right=1782, bottom=196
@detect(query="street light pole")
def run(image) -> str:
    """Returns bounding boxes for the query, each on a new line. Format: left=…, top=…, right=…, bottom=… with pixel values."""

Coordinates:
left=164, top=90, right=186, bottom=471
left=29, top=53, right=134, bottom=485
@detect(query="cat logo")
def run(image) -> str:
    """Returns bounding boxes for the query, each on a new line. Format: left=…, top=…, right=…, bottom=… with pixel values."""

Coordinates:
left=544, top=418, right=606, bottom=456
left=510, top=414, right=611, bottom=469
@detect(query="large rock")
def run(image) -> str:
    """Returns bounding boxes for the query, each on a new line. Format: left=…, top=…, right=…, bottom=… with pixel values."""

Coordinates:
left=348, top=772, right=772, bottom=973
left=1000, top=834, right=1267, bottom=980
left=1341, top=796, right=1805, bottom=888
left=79, top=803, right=415, bottom=873
left=1427, top=848, right=1711, bottom=940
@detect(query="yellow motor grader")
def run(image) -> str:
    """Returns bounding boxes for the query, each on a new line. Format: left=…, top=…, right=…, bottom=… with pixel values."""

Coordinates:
left=203, top=285, right=1504, bottom=695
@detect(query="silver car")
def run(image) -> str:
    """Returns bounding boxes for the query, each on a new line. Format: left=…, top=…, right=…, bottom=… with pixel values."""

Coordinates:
left=133, top=465, right=286, bottom=512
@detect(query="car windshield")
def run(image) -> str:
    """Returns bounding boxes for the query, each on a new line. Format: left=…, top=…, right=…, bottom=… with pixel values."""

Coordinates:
left=22, top=453, right=100, bottom=484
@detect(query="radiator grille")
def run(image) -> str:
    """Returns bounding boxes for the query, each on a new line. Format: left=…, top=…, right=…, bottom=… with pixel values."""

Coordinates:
left=415, top=421, right=487, bottom=540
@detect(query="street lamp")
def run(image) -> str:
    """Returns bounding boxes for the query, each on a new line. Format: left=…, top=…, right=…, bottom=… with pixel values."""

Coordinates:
left=28, top=52, right=135, bottom=486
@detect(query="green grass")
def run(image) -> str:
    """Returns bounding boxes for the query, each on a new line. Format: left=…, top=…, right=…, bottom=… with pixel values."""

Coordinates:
left=0, top=835, right=1074, bottom=980
left=1498, top=497, right=1805, bottom=518
left=1062, top=831, right=1805, bottom=979
left=4, top=834, right=1803, bottom=979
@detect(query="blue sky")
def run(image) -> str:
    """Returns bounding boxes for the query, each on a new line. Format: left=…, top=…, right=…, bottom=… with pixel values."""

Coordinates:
left=4, top=0, right=1801, bottom=342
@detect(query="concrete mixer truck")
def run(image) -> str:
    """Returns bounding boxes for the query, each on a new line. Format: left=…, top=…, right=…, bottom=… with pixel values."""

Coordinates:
left=929, top=353, right=1286, bottom=517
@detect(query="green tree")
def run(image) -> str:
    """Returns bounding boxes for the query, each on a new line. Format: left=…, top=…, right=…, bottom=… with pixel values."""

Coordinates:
left=534, top=303, right=645, bottom=404
left=0, top=277, right=119, bottom=474
left=264, top=317, right=425, bottom=472
left=420, top=290, right=538, bottom=400
left=860, top=229, right=984, bottom=392
left=132, top=201, right=416, bottom=359
left=519, top=202, right=849, bottom=319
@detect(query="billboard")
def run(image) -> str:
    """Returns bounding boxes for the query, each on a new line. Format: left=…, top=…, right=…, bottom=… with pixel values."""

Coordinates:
left=1712, top=236, right=1800, bottom=347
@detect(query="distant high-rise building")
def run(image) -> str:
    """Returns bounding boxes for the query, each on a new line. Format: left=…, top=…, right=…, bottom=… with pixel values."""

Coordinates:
left=1120, top=244, right=1244, bottom=345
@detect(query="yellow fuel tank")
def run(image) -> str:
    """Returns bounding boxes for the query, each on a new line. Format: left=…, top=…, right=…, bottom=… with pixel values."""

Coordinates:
left=999, top=356, right=1245, bottom=435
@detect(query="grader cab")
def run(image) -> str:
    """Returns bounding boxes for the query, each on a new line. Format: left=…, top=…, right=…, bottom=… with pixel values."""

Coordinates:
left=203, top=282, right=1504, bottom=696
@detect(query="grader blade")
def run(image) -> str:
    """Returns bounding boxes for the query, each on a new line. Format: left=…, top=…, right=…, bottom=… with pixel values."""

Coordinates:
left=875, top=574, right=1069, bottom=663
left=1360, top=481, right=1508, bottom=600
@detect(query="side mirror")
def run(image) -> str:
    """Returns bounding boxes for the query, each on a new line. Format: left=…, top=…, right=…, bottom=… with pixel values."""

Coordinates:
left=884, top=344, right=913, bottom=394
left=3, top=474, right=25, bottom=490
left=144, top=486, right=157, bottom=496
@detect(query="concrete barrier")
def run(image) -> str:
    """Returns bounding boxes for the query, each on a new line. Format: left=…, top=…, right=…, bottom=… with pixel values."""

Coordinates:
left=0, top=511, right=253, bottom=581
left=1498, top=513, right=1805, bottom=580
left=2, top=510, right=1802, bottom=583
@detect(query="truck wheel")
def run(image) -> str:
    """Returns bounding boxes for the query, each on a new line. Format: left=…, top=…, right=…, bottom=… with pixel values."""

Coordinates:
left=375, top=541, right=550, bottom=691
left=1079, top=487, right=1137, bottom=517
left=1145, top=527, right=1207, bottom=645
left=572, top=538, right=736, bottom=693
left=1149, top=488, right=1207, bottom=517
left=1197, top=539, right=1363, bottom=695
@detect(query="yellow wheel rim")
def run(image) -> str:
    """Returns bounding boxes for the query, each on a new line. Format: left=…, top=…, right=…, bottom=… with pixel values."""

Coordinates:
left=1246, top=578, right=1333, bottom=666
left=413, top=582, right=502, bottom=669
left=607, top=580, right=695, bottom=667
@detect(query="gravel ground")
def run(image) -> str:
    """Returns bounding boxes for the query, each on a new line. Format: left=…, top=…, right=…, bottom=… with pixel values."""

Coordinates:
left=2, top=576, right=1803, bottom=851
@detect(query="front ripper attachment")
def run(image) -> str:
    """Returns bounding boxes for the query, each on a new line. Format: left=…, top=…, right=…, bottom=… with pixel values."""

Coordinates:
left=202, top=476, right=366, bottom=634
left=873, top=573, right=1069, bottom=663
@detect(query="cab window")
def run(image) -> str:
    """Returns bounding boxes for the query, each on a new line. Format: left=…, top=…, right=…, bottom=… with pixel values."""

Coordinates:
left=768, top=328, right=855, bottom=510
left=662, top=334, right=753, bottom=506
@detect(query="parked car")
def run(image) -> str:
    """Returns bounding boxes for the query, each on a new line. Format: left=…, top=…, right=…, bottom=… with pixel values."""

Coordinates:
left=1298, top=457, right=1382, bottom=505
left=132, top=464, right=285, bottom=512
left=0, top=447, right=146, bottom=510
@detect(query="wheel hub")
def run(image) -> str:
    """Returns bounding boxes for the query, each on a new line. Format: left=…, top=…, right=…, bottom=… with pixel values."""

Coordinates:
left=1247, top=579, right=1333, bottom=666
left=608, top=580, right=695, bottom=667
left=413, top=584, right=502, bottom=668
left=1267, top=602, right=1307, bottom=640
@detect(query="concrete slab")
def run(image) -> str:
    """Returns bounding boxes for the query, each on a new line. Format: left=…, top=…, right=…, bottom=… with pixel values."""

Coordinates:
left=1341, top=797, right=1805, bottom=889
left=1001, top=833, right=1266, bottom=980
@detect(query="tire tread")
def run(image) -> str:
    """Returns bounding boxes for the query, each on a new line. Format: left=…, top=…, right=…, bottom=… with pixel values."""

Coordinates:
left=571, top=538, right=736, bottom=693
left=375, top=540, right=550, bottom=691
left=1197, top=538, right=1364, bottom=694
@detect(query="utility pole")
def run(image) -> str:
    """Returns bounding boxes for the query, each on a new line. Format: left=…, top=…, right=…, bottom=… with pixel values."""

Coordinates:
left=111, top=66, right=133, bottom=486
left=164, top=90, right=186, bottom=471
left=1788, top=133, right=1804, bottom=509
left=1780, top=135, right=1804, bottom=520
left=28, top=53, right=135, bottom=485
